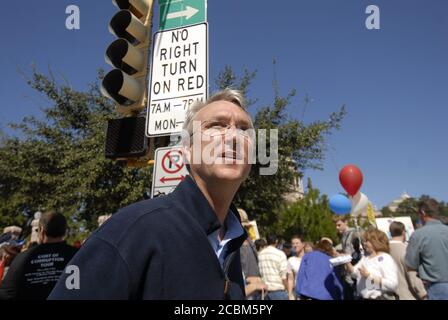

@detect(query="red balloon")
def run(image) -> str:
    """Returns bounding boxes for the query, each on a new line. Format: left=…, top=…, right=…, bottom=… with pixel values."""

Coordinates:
left=339, top=165, right=363, bottom=196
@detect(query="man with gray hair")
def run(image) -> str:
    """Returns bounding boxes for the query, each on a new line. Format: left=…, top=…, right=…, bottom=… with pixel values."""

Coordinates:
left=49, top=88, right=254, bottom=299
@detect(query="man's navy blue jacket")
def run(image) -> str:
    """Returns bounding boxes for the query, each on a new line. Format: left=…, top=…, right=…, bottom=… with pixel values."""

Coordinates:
left=48, top=176, right=247, bottom=299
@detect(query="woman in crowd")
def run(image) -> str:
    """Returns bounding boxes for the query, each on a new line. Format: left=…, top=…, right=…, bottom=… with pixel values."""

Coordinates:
left=345, top=228, right=399, bottom=300
left=295, top=238, right=344, bottom=300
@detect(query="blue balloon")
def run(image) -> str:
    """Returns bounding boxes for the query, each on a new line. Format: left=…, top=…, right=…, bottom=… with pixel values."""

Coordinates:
left=329, top=194, right=352, bottom=215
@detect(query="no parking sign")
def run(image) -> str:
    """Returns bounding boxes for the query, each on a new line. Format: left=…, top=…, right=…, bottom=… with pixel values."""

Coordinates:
left=151, top=146, right=189, bottom=198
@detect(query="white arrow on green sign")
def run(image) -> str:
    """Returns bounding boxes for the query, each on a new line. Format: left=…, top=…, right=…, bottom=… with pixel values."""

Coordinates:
left=159, top=0, right=206, bottom=30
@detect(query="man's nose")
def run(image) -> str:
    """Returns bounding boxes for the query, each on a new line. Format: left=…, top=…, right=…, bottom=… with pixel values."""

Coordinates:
left=224, top=125, right=238, bottom=140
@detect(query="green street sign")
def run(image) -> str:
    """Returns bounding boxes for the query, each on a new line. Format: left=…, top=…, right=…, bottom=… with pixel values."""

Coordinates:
left=159, top=0, right=206, bottom=30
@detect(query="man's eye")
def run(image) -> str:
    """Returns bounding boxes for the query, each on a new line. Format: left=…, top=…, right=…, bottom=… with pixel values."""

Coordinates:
left=208, top=122, right=226, bottom=129
left=238, top=127, right=251, bottom=135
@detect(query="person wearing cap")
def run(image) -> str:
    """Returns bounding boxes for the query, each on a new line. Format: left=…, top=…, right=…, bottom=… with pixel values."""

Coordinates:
left=49, top=89, right=254, bottom=299
left=2, top=226, right=22, bottom=239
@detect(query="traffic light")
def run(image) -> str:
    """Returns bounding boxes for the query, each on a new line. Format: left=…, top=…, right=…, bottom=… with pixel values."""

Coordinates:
left=102, top=0, right=153, bottom=114
left=102, top=0, right=154, bottom=161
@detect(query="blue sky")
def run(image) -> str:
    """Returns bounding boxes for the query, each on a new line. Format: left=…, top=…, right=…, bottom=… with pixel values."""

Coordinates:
left=0, top=0, right=447, bottom=208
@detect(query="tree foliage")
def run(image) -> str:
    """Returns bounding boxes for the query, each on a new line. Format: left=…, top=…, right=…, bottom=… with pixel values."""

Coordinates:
left=0, top=68, right=152, bottom=238
left=381, top=194, right=448, bottom=225
left=214, top=66, right=346, bottom=233
left=273, top=178, right=338, bottom=243
left=1, top=65, right=346, bottom=240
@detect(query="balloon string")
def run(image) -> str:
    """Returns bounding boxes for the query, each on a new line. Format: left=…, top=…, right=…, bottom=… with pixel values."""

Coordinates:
left=353, top=218, right=365, bottom=257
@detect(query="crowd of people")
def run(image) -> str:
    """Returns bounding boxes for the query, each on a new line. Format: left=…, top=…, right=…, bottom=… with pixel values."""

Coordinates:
left=0, top=89, right=447, bottom=300
left=1, top=201, right=447, bottom=300
left=239, top=201, right=448, bottom=300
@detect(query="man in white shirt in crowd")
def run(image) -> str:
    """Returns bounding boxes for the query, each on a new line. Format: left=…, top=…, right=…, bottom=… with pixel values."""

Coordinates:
left=258, top=235, right=289, bottom=300
left=287, top=235, right=305, bottom=299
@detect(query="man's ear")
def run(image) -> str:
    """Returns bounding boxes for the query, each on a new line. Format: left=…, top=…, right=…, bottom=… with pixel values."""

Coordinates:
left=180, top=129, right=192, bottom=166
left=181, top=143, right=191, bottom=167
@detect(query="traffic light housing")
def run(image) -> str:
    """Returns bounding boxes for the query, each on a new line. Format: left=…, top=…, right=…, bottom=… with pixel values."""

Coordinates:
left=102, top=0, right=154, bottom=162
left=105, top=116, right=147, bottom=158
left=102, top=0, right=153, bottom=114
left=105, top=116, right=170, bottom=163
